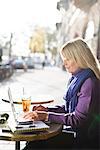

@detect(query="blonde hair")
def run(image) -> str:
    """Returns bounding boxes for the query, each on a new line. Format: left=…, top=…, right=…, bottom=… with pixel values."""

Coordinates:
left=60, top=38, right=100, bottom=80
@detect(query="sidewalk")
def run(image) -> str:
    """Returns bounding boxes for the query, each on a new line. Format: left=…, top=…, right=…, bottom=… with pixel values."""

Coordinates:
left=0, top=66, right=70, bottom=150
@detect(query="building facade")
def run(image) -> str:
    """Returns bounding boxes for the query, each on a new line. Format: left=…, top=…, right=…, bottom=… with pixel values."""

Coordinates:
left=56, top=0, right=100, bottom=64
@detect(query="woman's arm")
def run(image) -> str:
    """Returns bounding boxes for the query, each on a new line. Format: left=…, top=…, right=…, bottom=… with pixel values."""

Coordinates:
left=48, top=105, right=66, bottom=113
left=48, top=78, right=95, bottom=127
left=32, top=104, right=66, bottom=113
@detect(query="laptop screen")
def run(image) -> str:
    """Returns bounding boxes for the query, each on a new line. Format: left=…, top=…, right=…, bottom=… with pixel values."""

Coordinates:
left=8, top=87, right=36, bottom=125
left=8, top=87, right=18, bottom=123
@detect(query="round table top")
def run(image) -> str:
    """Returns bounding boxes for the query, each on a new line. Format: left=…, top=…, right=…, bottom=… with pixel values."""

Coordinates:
left=0, top=123, right=62, bottom=141
left=2, top=95, right=54, bottom=104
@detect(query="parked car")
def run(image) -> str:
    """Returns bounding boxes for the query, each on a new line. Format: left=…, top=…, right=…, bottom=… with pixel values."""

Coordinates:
left=0, top=64, right=13, bottom=81
left=11, top=58, right=27, bottom=71
left=25, top=57, right=34, bottom=69
left=32, top=53, right=45, bottom=68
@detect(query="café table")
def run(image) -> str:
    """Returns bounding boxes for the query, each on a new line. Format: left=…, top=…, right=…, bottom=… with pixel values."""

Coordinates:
left=0, top=122, right=62, bottom=150
left=1, top=95, right=76, bottom=150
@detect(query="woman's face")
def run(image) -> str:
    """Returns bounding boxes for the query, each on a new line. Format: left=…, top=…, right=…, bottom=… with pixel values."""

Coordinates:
left=62, top=57, right=80, bottom=74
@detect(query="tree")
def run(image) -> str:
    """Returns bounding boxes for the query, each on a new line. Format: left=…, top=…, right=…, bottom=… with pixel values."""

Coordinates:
left=29, top=26, right=46, bottom=53
left=29, top=26, right=58, bottom=61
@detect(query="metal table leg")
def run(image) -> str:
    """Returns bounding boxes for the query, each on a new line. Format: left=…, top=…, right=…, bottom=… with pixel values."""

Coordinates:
left=15, top=141, right=20, bottom=150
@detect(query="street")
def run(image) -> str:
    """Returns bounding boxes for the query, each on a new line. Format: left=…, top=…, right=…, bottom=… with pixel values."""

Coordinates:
left=0, top=66, right=71, bottom=110
left=0, top=66, right=71, bottom=150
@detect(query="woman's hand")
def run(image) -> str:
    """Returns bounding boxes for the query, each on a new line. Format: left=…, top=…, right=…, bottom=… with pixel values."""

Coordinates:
left=23, top=111, right=48, bottom=121
left=22, top=111, right=38, bottom=121
left=36, top=111, right=48, bottom=121
left=32, top=105, right=48, bottom=111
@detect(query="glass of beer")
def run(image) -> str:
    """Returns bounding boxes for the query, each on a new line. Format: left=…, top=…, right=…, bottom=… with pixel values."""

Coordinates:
left=22, top=94, right=31, bottom=112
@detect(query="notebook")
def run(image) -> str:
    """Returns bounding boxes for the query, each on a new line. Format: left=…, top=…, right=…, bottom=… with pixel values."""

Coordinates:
left=7, top=87, right=49, bottom=134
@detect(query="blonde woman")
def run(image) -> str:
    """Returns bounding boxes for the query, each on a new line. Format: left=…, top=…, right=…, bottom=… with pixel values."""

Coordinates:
left=23, top=38, right=100, bottom=149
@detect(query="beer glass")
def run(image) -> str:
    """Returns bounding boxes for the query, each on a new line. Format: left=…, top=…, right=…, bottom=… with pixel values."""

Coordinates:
left=22, top=94, right=31, bottom=112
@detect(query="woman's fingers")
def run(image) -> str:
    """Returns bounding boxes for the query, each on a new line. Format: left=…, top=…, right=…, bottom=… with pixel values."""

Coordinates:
left=23, top=111, right=38, bottom=120
left=22, top=111, right=48, bottom=121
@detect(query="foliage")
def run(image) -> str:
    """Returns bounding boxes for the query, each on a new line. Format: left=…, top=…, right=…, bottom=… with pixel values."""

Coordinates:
left=29, top=26, right=57, bottom=56
left=29, top=26, right=46, bottom=53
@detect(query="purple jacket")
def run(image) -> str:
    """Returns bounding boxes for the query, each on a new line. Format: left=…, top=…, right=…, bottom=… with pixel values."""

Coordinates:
left=48, top=77, right=100, bottom=132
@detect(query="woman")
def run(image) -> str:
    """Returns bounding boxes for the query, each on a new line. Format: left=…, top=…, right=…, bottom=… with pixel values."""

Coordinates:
left=23, top=38, right=100, bottom=149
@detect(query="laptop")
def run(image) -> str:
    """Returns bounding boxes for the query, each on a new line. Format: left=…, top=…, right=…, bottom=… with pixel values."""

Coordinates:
left=7, top=87, right=49, bottom=134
